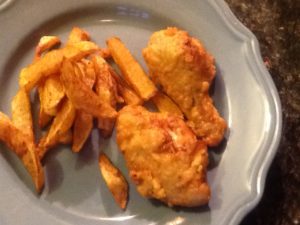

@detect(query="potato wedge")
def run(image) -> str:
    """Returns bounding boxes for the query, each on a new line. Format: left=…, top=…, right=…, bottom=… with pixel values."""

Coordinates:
left=81, top=59, right=97, bottom=87
left=98, top=153, right=128, bottom=209
left=0, top=112, right=30, bottom=156
left=62, top=41, right=99, bottom=61
left=40, top=74, right=65, bottom=116
left=58, top=129, right=73, bottom=145
left=34, top=36, right=61, bottom=125
left=72, top=111, right=93, bottom=152
left=74, top=60, right=96, bottom=89
left=66, top=26, right=108, bottom=59
left=38, top=85, right=53, bottom=128
left=38, top=98, right=76, bottom=159
left=152, top=91, right=184, bottom=118
left=11, top=88, right=35, bottom=143
left=21, top=142, right=44, bottom=193
left=67, top=27, right=90, bottom=45
left=100, top=48, right=111, bottom=59
left=60, top=59, right=117, bottom=120
left=72, top=59, right=95, bottom=152
left=19, top=41, right=99, bottom=91
left=92, top=55, right=119, bottom=137
left=0, top=112, right=44, bottom=192
left=92, top=55, right=118, bottom=104
left=19, top=50, right=63, bottom=91
left=109, top=67, right=142, bottom=106
left=38, top=111, right=52, bottom=129
left=107, top=37, right=157, bottom=100
left=34, top=36, right=61, bottom=61
left=38, top=128, right=72, bottom=158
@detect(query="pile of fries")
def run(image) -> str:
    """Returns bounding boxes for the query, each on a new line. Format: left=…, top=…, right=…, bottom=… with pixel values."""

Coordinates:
left=0, top=27, right=183, bottom=209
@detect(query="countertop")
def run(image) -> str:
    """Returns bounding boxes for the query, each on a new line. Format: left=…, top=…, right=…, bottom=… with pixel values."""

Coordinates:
left=225, top=0, right=300, bottom=224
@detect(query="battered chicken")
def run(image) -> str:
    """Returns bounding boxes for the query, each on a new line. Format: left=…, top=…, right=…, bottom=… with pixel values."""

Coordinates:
left=143, top=27, right=226, bottom=146
left=116, top=105, right=210, bottom=207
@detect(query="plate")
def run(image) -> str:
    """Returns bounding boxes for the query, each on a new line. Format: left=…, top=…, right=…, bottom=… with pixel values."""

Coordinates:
left=0, top=0, right=282, bottom=225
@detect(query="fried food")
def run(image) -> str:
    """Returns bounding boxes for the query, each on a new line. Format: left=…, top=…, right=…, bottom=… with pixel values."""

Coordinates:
left=19, top=50, right=63, bottom=91
left=67, top=27, right=90, bottom=45
left=116, top=105, right=210, bottom=207
left=11, top=88, right=35, bottom=144
left=71, top=60, right=95, bottom=152
left=143, top=27, right=226, bottom=146
left=100, top=48, right=111, bottom=59
left=92, top=55, right=119, bottom=137
left=39, top=74, right=65, bottom=116
left=98, top=153, right=128, bottom=209
left=58, top=129, right=73, bottom=145
left=72, top=110, right=93, bottom=152
left=0, top=27, right=227, bottom=207
left=38, top=85, right=53, bottom=129
left=76, top=59, right=96, bottom=89
left=34, top=36, right=61, bottom=127
left=60, top=59, right=117, bottom=120
left=62, top=41, right=99, bottom=60
left=152, top=91, right=184, bottom=118
left=107, top=37, right=157, bottom=100
left=38, top=98, right=76, bottom=159
left=109, top=67, right=143, bottom=106
left=19, top=41, right=99, bottom=91
left=34, top=36, right=61, bottom=61
left=0, top=112, right=44, bottom=192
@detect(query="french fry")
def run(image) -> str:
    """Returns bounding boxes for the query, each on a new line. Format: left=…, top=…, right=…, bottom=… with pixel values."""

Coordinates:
left=19, top=41, right=99, bottom=91
left=100, top=48, right=111, bottom=59
left=72, top=60, right=95, bottom=152
left=107, top=37, right=157, bottom=100
left=67, top=27, right=95, bottom=87
left=0, top=112, right=44, bottom=192
left=60, top=59, right=117, bottom=120
left=92, top=55, right=118, bottom=102
left=98, top=153, right=128, bottom=209
left=38, top=98, right=76, bottom=159
left=58, top=129, right=73, bottom=145
left=0, top=112, right=28, bottom=156
left=38, top=85, right=53, bottom=128
left=109, top=67, right=142, bottom=105
left=67, top=27, right=90, bottom=45
left=38, top=111, right=52, bottom=128
left=72, top=111, right=93, bottom=152
left=10, top=88, right=44, bottom=192
left=81, top=59, right=97, bottom=87
left=74, top=60, right=96, bottom=89
left=66, top=26, right=109, bottom=59
left=19, top=50, right=63, bottom=91
left=34, top=36, right=61, bottom=126
left=152, top=91, right=184, bottom=118
left=38, top=129, right=73, bottom=159
left=34, top=36, right=61, bottom=61
left=62, top=41, right=99, bottom=60
left=36, top=30, right=87, bottom=126
left=92, top=55, right=119, bottom=137
left=11, top=88, right=35, bottom=143
left=67, top=29, right=96, bottom=150
left=40, top=74, right=65, bottom=116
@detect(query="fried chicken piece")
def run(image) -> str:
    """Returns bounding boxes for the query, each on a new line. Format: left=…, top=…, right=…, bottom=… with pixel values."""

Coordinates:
left=116, top=105, right=210, bottom=207
left=143, top=27, right=226, bottom=146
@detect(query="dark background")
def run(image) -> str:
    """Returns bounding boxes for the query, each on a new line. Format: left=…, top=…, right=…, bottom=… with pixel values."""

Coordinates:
left=225, top=0, right=300, bottom=224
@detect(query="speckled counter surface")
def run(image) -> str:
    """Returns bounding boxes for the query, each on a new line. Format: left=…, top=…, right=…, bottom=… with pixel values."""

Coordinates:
left=224, top=0, right=300, bottom=224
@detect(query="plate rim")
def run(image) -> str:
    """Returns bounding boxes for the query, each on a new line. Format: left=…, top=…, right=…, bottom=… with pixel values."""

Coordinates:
left=213, top=0, right=282, bottom=224
left=0, top=0, right=282, bottom=224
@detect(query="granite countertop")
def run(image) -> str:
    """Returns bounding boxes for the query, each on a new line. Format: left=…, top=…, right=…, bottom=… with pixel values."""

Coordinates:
left=224, top=0, right=300, bottom=224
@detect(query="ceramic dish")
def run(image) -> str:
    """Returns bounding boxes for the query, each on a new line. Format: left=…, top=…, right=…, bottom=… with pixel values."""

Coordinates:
left=0, top=0, right=281, bottom=224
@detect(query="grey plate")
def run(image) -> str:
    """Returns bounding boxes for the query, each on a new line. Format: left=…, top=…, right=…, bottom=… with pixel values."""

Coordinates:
left=0, top=0, right=281, bottom=225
